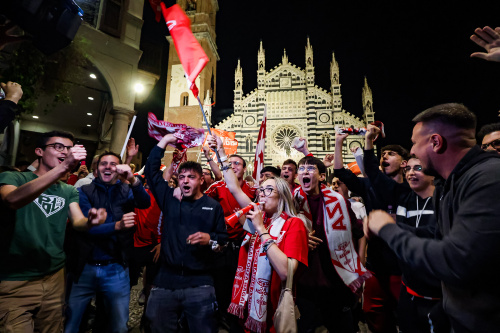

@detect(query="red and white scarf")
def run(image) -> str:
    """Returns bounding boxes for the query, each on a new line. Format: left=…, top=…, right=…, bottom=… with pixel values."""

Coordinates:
left=228, top=212, right=288, bottom=333
left=294, top=184, right=371, bottom=294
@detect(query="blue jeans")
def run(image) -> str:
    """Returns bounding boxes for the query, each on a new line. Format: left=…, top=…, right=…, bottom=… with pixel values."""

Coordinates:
left=146, top=285, right=217, bottom=333
left=65, top=263, right=130, bottom=333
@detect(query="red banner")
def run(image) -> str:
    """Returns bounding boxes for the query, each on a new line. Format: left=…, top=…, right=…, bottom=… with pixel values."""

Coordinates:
left=160, top=3, right=209, bottom=97
left=202, top=129, right=238, bottom=162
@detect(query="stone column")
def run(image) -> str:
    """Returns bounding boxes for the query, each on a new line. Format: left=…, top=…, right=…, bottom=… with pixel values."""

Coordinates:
left=109, top=108, right=135, bottom=155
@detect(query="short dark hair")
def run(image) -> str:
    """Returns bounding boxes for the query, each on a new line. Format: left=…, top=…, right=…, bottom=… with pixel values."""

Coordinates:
left=412, top=103, right=477, bottom=130
left=282, top=159, right=298, bottom=171
left=202, top=167, right=214, bottom=180
left=36, top=130, right=75, bottom=148
left=477, top=122, right=500, bottom=143
left=229, top=154, right=247, bottom=168
left=381, top=145, right=410, bottom=161
left=297, top=156, right=326, bottom=174
left=97, top=151, right=122, bottom=166
left=178, top=161, right=203, bottom=177
left=260, top=166, right=281, bottom=177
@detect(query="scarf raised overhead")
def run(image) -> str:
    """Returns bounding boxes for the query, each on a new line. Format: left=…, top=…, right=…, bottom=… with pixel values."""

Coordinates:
left=294, top=184, right=371, bottom=294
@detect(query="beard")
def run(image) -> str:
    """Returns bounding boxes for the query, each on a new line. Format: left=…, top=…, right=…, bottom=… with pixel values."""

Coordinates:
left=422, top=156, right=440, bottom=178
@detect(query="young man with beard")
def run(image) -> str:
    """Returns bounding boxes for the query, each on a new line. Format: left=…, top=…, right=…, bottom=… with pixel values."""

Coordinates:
left=366, top=103, right=500, bottom=333
left=204, top=136, right=256, bottom=330
left=293, top=155, right=370, bottom=333
left=477, top=122, right=500, bottom=154
left=333, top=131, right=409, bottom=333
left=364, top=125, right=444, bottom=332
left=144, top=134, right=227, bottom=333
left=0, top=130, right=107, bottom=333
left=281, top=158, right=300, bottom=192
left=65, top=151, right=151, bottom=333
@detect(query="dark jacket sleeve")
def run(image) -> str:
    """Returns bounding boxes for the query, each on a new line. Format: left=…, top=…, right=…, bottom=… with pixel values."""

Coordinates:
left=78, top=187, right=117, bottom=236
left=378, top=169, right=500, bottom=286
left=334, top=167, right=367, bottom=197
left=363, top=149, right=410, bottom=206
left=129, top=182, right=150, bottom=209
left=0, top=100, right=17, bottom=133
left=145, top=146, right=170, bottom=207
left=209, top=203, right=228, bottom=246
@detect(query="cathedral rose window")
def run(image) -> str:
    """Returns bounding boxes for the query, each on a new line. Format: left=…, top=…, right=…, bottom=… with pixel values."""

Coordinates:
left=273, top=125, right=300, bottom=157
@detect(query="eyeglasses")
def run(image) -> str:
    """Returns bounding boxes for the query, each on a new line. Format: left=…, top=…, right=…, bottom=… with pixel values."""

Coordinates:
left=228, top=161, right=243, bottom=167
left=481, top=139, right=500, bottom=151
left=43, top=143, right=73, bottom=152
left=257, top=187, right=276, bottom=197
left=298, top=165, right=318, bottom=173
left=404, top=165, right=423, bottom=173
left=202, top=172, right=211, bottom=176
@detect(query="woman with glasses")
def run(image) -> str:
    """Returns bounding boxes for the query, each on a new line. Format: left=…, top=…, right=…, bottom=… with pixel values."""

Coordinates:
left=207, top=135, right=308, bottom=333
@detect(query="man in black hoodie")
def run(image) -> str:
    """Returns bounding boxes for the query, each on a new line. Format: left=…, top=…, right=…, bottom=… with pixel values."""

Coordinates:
left=145, top=133, right=227, bottom=333
left=365, top=103, right=500, bottom=333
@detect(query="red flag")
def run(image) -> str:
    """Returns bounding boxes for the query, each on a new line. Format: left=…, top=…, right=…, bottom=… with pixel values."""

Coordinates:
left=252, top=106, right=267, bottom=180
left=147, top=113, right=205, bottom=150
left=160, top=3, right=209, bottom=97
left=148, top=0, right=162, bottom=22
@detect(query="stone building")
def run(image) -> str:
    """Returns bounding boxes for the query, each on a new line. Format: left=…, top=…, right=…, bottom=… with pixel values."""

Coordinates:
left=215, top=39, right=375, bottom=177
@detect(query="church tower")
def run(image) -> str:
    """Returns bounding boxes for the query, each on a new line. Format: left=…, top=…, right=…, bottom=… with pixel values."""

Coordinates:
left=234, top=59, right=243, bottom=113
left=257, top=41, right=266, bottom=116
left=164, top=0, right=219, bottom=135
left=305, top=38, right=318, bottom=154
left=330, top=52, right=342, bottom=111
left=362, top=77, right=375, bottom=124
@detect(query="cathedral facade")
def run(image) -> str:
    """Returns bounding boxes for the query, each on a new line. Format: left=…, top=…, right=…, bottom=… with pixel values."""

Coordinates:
left=215, top=39, right=375, bottom=176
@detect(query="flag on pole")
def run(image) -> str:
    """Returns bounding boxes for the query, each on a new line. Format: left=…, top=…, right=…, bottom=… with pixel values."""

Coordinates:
left=147, top=113, right=205, bottom=150
left=148, top=0, right=162, bottom=22
left=252, top=106, right=267, bottom=180
left=160, top=3, right=209, bottom=98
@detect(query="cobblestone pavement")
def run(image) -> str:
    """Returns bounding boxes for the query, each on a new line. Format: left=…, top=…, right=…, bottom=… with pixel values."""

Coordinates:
left=126, top=277, right=370, bottom=333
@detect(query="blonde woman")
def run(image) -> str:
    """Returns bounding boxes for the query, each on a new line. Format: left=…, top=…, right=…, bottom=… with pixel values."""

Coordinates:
left=208, top=135, right=308, bottom=333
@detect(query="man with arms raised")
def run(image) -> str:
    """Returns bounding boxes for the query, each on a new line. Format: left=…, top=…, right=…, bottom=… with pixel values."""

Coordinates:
left=145, top=134, right=227, bottom=333
left=65, top=151, right=150, bottom=333
left=363, top=124, right=444, bottom=332
left=334, top=131, right=409, bottom=333
left=204, top=139, right=256, bottom=330
left=365, top=103, right=500, bottom=333
left=293, top=155, right=370, bottom=333
left=0, top=131, right=106, bottom=333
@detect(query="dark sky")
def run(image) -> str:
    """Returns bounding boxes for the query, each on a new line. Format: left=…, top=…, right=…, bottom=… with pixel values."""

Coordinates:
left=212, top=0, right=500, bottom=150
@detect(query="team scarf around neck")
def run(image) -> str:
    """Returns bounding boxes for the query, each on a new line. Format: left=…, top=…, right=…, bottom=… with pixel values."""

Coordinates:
left=228, top=212, right=288, bottom=333
left=294, top=184, right=371, bottom=294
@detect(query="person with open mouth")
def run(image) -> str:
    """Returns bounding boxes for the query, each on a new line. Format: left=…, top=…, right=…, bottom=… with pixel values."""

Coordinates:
left=363, top=123, right=444, bottom=333
left=144, top=133, right=227, bottom=333
left=209, top=133, right=308, bottom=333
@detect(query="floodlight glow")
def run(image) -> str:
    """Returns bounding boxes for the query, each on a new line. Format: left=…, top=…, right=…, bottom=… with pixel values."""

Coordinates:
left=134, top=83, right=144, bottom=93
left=89, top=73, right=97, bottom=79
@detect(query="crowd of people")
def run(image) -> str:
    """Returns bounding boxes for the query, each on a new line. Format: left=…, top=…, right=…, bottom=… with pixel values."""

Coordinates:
left=1, top=25, right=500, bottom=333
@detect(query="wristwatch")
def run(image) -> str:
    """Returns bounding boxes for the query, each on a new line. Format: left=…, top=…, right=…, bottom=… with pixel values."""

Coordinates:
left=209, top=239, right=220, bottom=252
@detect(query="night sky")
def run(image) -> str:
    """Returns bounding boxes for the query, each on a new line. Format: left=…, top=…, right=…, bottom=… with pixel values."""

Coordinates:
left=136, top=1, right=500, bottom=157
left=213, top=0, right=500, bottom=150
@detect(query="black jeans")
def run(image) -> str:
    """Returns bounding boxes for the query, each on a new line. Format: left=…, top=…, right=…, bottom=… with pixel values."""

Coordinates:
left=146, top=285, right=218, bottom=333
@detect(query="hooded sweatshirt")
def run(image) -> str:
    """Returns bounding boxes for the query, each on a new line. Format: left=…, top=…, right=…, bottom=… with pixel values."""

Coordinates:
left=379, top=146, right=500, bottom=333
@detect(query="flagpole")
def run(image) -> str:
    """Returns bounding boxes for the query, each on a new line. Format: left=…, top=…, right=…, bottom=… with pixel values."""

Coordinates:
left=196, top=95, right=224, bottom=164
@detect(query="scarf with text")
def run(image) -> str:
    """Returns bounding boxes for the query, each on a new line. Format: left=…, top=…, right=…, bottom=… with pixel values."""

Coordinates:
left=228, top=212, right=288, bottom=333
left=294, top=184, right=371, bottom=294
